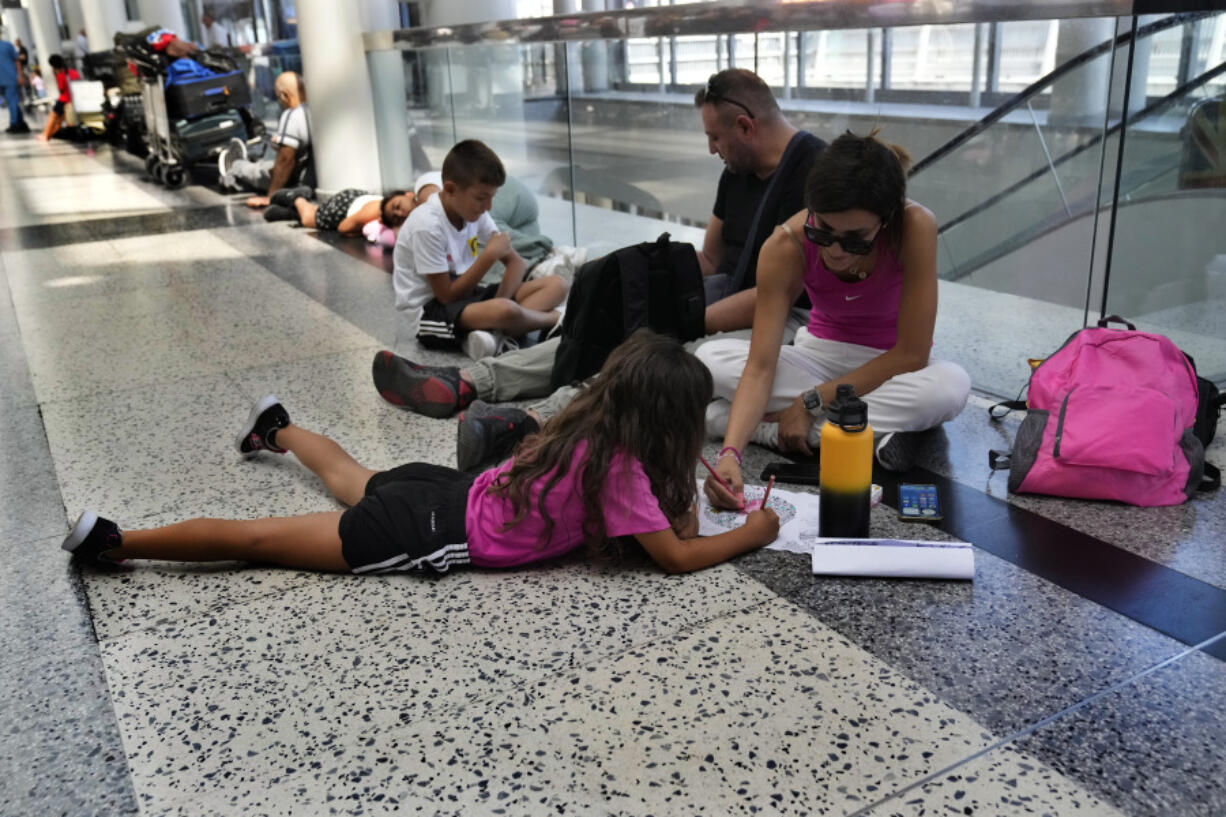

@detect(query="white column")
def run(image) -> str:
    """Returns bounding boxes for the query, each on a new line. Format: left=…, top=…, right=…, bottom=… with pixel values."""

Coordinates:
left=1048, top=18, right=1115, bottom=126
left=59, top=0, right=87, bottom=49
left=136, top=0, right=187, bottom=36
left=2, top=8, right=35, bottom=58
left=22, top=0, right=62, bottom=90
left=80, top=0, right=128, bottom=51
left=364, top=0, right=415, bottom=188
left=295, top=0, right=384, bottom=195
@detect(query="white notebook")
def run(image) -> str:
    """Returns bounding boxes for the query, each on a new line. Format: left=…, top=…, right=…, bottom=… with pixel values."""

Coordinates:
left=810, top=538, right=975, bottom=580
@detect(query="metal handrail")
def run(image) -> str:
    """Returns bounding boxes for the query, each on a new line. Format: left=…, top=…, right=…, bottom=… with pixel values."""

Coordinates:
left=937, top=59, right=1226, bottom=282
left=362, top=0, right=1134, bottom=52
left=936, top=57, right=1226, bottom=245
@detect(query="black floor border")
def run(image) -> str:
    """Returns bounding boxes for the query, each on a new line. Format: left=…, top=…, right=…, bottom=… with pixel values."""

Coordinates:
left=873, top=465, right=1226, bottom=661
left=0, top=204, right=262, bottom=252
left=307, top=229, right=395, bottom=273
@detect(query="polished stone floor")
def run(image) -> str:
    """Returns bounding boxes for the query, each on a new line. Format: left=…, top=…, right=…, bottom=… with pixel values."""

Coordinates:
left=0, top=135, right=1223, bottom=817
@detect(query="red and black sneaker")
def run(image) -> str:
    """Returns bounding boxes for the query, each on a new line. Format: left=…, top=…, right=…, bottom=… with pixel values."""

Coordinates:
left=235, top=394, right=291, bottom=456
left=62, top=511, right=125, bottom=565
left=456, top=400, right=540, bottom=472
left=371, top=350, right=474, bottom=419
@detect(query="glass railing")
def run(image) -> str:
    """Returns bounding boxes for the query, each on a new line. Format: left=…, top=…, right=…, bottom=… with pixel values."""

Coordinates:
left=356, top=0, right=1224, bottom=397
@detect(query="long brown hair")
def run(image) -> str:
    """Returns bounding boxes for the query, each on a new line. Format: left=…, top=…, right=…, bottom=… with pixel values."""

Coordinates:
left=489, top=330, right=713, bottom=557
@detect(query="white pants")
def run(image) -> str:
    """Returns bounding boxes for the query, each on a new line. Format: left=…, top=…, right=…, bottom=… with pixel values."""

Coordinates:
left=696, top=326, right=971, bottom=444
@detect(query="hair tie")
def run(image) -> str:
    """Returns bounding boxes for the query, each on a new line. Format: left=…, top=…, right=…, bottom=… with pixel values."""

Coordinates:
left=718, top=446, right=742, bottom=465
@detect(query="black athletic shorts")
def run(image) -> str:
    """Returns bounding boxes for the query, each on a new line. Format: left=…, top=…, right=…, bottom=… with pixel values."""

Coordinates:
left=417, top=284, right=499, bottom=348
left=53, top=100, right=66, bottom=115
left=338, top=462, right=475, bottom=574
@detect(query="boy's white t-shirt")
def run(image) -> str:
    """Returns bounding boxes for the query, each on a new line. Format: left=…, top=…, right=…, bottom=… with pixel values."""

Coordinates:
left=393, top=193, right=500, bottom=320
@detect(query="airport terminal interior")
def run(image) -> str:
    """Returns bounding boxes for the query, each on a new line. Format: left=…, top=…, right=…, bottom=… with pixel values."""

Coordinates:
left=1, top=0, right=1224, bottom=814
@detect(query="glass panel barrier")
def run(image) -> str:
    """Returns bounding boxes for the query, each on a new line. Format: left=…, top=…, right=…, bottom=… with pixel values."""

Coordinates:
left=906, top=17, right=1124, bottom=394
left=376, top=6, right=1221, bottom=396
left=565, top=39, right=707, bottom=256
left=1105, top=11, right=1226, bottom=382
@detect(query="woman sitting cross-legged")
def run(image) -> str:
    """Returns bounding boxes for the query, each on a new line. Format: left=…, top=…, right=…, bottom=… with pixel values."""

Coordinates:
left=699, top=129, right=971, bottom=510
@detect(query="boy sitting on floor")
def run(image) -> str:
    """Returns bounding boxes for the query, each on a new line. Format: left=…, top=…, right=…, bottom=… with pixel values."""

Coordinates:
left=394, top=140, right=568, bottom=361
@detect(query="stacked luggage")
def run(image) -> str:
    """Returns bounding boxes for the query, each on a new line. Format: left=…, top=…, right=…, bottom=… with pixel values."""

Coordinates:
left=113, top=28, right=253, bottom=189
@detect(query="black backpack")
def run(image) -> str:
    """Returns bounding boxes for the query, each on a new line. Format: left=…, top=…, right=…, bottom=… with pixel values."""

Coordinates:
left=550, top=233, right=705, bottom=390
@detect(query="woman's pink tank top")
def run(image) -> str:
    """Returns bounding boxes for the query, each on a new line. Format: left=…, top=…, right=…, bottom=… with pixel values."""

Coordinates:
left=802, top=231, right=903, bottom=350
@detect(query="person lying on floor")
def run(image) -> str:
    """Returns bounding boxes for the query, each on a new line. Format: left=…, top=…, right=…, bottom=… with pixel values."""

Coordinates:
left=62, top=332, right=779, bottom=577
left=263, top=185, right=417, bottom=236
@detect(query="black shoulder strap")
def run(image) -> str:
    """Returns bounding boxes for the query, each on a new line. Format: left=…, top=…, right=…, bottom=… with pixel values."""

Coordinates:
left=618, top=235, right=660, bottom=335
left=727, top=131, right=816, bottom=294
left=988, top=400, right=1027, bottom=421
left=1096, top=314, right=1137, bottom=330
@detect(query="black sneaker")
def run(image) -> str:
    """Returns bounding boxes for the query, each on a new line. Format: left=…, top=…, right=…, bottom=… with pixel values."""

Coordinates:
left=62, top=511, right=124, bottom=565
left=263, top=203, right=297, bottom=223
left=270, top=185, right=312, bottom=209
left=875, top=430, right=922, bottom=473
left=235, top=394, right=291, bottom=456
left=5, top=121, right=31, bottom=134
left=371, top=350, right=474, bottom=419
left=456, top=400, right=540, bottom=472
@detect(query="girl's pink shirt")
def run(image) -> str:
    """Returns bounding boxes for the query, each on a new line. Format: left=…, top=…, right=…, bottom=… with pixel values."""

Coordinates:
left=465, top=440, right=671, bottom=568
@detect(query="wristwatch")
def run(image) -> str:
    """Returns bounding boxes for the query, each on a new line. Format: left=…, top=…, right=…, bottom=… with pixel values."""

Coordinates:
left=801, top=387, right=824, bottom=417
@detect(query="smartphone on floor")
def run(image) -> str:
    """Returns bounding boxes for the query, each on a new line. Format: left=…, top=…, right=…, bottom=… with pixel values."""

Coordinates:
left=760, top=462, right=821, bottom=486
left=898, top=483, right=942, bottom=522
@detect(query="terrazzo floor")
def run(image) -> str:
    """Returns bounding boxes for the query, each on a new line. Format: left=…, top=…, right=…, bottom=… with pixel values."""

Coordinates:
left=0, top=135, right=1223, bottom=817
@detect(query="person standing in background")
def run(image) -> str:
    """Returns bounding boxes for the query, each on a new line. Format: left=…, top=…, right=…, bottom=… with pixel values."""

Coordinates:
left=200, top=11, right=230, bottom=48
left=14, top=38, right=29, bottom=106
left=0, top=28, right=30, bottom=134
left=75, top=28, right=88, bottom=61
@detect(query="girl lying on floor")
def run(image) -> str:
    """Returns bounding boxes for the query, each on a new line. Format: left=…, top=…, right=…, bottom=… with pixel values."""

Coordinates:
left=63, top=331, right=779, bottom=576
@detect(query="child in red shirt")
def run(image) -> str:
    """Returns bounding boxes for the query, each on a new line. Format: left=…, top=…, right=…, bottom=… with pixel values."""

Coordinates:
left=40, top=54, right=80, bottom=141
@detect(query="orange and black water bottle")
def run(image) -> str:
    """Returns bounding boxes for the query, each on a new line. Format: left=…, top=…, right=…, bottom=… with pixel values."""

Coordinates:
left=818, top=384, right=873, bottom=538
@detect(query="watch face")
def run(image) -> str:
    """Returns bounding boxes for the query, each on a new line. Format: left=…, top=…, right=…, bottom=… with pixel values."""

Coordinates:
left=803, top=390, right=820, bottom=411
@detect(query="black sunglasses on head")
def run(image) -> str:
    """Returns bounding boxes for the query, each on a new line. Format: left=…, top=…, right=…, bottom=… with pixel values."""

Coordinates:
left=803, top=214, right=886, bottom=255
left=704, top=75, right=755, bottom=120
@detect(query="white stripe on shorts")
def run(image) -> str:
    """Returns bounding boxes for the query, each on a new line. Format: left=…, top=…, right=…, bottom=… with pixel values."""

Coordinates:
left=352, top=542, right=471, bottom=575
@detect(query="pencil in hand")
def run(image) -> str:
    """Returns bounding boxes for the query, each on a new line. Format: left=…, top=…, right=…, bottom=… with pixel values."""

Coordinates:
left=761, top=475, right=775, bottom=509
left=699, top=456, right=743, bottom=509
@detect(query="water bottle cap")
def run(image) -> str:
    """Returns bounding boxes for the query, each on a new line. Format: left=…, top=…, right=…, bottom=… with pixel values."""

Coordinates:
left=828, top=384, right=868, bottom=430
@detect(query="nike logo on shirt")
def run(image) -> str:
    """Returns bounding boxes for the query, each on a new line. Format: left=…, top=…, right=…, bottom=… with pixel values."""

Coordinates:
left=845, top=294, right=863, bottom=301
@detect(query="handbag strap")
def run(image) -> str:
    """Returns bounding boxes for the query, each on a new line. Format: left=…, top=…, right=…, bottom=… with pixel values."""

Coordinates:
left=727, top=130, right=815, bottom=295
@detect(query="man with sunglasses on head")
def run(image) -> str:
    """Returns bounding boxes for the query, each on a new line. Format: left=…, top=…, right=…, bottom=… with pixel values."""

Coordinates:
left=372, top=69, right=826, bottom=469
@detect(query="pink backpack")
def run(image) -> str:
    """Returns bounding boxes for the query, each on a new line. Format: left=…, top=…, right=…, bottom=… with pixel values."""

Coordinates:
left=988, top=318, right=1219, bottom=506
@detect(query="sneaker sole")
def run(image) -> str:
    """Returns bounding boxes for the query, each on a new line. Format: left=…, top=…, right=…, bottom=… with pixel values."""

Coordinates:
left=456, top=416, right=485, bottom=472
left=235, top=394, right=282, bottom=455
left=372, top=352, right=458, bottom=419
left=62, top=510, right=98, bottom=553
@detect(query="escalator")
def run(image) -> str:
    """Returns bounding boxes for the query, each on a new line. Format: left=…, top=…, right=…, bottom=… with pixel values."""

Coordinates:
left=907, top=12, right=1225, bottom=324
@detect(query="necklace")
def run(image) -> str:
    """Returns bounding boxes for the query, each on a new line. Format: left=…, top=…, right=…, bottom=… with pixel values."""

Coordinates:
left=828, top=256, right=869, bottom=281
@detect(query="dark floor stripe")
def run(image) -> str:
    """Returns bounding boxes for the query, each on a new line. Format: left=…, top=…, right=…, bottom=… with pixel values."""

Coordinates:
left=0, top=204, right=263, bottom=251
left=873, top=465, right=1226, bottom=660
left=308, top=230, right=395, bottom=273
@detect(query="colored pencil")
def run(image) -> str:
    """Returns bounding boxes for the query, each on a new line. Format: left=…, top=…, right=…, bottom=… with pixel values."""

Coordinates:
left=761, top=476, right=775, bottom=508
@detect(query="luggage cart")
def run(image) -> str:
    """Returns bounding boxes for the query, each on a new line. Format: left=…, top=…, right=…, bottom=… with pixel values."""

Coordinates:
left=139, top=77, right=187, bottom=188
left=117, top=28, right=251, bottom=189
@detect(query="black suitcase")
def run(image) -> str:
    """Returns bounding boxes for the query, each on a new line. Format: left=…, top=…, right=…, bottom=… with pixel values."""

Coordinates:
left=165, top=70, right=250, bottom=120
left=172, top=110, right=246, bottom=163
